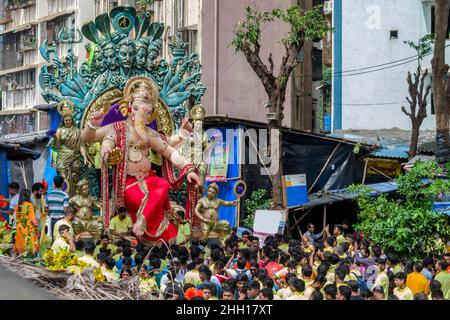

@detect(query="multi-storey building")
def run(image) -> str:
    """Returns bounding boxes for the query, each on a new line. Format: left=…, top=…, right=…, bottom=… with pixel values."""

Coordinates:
left=332, top=0, right=450, bottom=131
left=0, top=0, right=97, bottom=138
left=152, top=0, right=324, bottom=132
left=0, top=0, right=98, bottom=191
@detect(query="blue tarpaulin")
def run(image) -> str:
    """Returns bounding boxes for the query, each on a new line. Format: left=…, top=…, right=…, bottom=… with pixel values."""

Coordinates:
left=0, top=148, right=9, bottom=222
left=204, top=126, right=241, bottom=228
left=0, top=149, right=8, bottom=198
left=42, top=108, right=61, bottom=193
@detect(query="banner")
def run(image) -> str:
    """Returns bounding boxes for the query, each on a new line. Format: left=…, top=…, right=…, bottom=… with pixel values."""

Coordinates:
left=366, top=158, right=401, bottom=177
left=206, top=144, right=229, bottom=182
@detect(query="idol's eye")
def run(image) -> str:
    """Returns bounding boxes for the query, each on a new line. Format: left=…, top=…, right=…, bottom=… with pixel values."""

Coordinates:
left=133, top=106, right=138, bottom=111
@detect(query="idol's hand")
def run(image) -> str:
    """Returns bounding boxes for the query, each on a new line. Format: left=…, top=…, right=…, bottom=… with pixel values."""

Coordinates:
left=100, top=143, right=112, bottom=162
left=180, top=118, right=193, bottom=134
left=187, top=172, right=201, bottom=187
left=133, top=221, right=145, bottom=237
left=89, top=111, right=106, bottom=127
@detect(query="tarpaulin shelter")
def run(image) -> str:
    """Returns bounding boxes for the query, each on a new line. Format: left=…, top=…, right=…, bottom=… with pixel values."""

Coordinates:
left=0, top=104, right=58, bottom=197
left=0, top=133, right=49, bottom=189
left=203, top=116, right=377, bottom=229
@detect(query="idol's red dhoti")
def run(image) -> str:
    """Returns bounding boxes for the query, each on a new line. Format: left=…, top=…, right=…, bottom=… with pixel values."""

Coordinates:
left=124, top=173, right=177, bottom=244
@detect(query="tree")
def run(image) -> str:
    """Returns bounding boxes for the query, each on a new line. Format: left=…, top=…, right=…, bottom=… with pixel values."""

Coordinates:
left=231, top=4, right=329, bottom=208
left=243, top=189, right=273, bottom=229
left=401, top=66, right=431, bottom=158
left=432, top=0, right=450, bottom=166
left=402, top=35, right=433, bottom=159
left=136, top=0, right=157, bottom=12
left=348, top=161, right=450, bottom=259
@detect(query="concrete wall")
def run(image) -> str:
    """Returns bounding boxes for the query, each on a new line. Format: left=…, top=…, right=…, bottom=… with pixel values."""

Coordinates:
left=339, top=0, right=450, bottom=130
left=201, top=0, right=294, bottom=126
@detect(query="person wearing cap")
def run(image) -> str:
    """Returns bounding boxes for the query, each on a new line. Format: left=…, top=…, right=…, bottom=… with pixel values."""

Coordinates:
left=372, top=286, right=385, bottom=300
left=79, top=240, right=100, bottom=268
left=373, top=257, right=389, bottom=298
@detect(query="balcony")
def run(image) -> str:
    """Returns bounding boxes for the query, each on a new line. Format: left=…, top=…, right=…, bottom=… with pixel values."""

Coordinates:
left=0, top=27, right=39, bottom=75
left=0, top=1, right=36, bottom=35
left=47, top=0, right=77, bottom=16
left=5, top=0, right=35, bottom=11
left=0, top=110, right=38, bottom=136
left=1, top=86, right=36, bottom=111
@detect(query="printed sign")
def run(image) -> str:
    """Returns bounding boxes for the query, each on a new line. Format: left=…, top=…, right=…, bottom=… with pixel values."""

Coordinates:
left=282, top=174, right=309, bottom=208
left=253, top=210, right=286, bottom=246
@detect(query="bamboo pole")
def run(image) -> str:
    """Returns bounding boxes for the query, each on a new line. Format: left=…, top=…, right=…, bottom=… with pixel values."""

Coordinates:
left=362, top=158, right=369, bottom=185
left=308, top=143, right=341, bottom=193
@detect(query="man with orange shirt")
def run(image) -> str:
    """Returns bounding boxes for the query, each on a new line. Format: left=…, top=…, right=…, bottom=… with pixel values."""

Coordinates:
left=406, top=262, right=430, bottom=295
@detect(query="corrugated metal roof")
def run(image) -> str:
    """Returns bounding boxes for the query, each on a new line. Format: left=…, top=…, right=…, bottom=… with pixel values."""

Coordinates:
left=327, top=133, right=381, bottom=147
left=289, top=179, right=433, bottom=211
left=368, top=146, right=409, bottom=159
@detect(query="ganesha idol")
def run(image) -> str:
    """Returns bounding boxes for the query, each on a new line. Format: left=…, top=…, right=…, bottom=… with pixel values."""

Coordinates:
left=81, top=77, right=201, bottom=245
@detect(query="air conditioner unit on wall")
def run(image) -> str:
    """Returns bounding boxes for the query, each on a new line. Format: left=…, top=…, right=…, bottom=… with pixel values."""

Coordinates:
left=324, top=1, right=333, bottom=15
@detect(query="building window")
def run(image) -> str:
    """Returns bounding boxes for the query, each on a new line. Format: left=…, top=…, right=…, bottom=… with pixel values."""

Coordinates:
left=175, top=0, right=186, bottom=30
left=431, top=6, right=450, bottom=38
left=390, top=30, right=398, bottom=39
left=180, top=29, right=197, bottom=54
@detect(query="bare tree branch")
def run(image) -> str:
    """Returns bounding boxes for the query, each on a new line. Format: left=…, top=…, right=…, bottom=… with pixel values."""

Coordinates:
left=268, top=53, right=274, bottom=74
left=401, top=105, right=412, bottom=117
left=242, top=45, right=276, bottom=95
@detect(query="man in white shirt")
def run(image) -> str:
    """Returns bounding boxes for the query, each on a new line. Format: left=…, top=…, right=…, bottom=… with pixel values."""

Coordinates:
left=8, top=182, right=20, bottom=228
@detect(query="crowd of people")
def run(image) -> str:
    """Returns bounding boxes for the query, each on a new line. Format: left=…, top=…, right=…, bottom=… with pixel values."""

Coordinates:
left=1, top=177, right=450, bottom=301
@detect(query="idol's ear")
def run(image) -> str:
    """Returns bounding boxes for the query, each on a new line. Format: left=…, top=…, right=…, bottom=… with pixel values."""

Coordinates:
left=118, top=99, right=130, bottom=118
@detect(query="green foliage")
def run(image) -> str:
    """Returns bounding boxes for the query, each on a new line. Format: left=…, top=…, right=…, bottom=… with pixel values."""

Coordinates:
left=243, top=189, right=273, bottom=229
left=231, top=5, right=329, bottom=53
left=349, top=160, right=450, bottom=259
left=136, top=0, right=156, bottom=9
left=321, top=66, right=332, bottom=86
left=404, top=34, right=435, bottom=62
left=0, top=220, right=12, bottom=256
